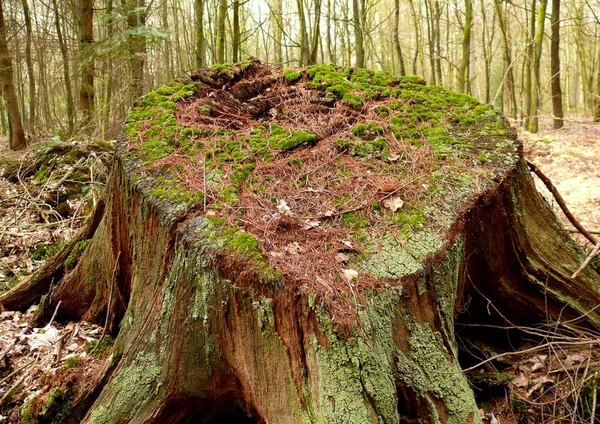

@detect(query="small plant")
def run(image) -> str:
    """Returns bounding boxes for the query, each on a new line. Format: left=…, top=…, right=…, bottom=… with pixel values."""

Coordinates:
left=64, top=356, right=82, bottom=368
left=85, top=336, right=114, bottom=356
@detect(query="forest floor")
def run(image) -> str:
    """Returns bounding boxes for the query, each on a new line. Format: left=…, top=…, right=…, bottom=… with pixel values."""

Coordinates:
left=0, top=113, right=598, bottom=422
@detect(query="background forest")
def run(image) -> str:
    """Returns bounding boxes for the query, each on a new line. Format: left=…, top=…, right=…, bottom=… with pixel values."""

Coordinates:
left=0, top=0, right=599, bottom=148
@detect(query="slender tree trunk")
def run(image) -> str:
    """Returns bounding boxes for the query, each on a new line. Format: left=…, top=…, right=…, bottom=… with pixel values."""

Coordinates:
left=232, top=1, right=240, bottom=62
left=393, top=0, right=406, bottom=76
left=79, top=0, right=95, bottom=131
left=352, top=0, right=365, bottom=68
left=102, top=0, right=114, bottom=140
left=124, top=0, right=147, bottom=101
left=595, top=56, right=600, bottom=122
left=270, top=0, right=283, bottom=65
left=524, top=0, right=535, bottom=128
left=161, top=0, right=173, bottom=79
left=550, top=0, right=563, bottom=129
left=424, top=0, right=436, bottom=84
left=21, top=0, right=35, bottom=133
left=308, top=0, right=321, bottom=65
left=528, top=0, right=548, bottom=133
left=217, top=0, right=227, bottom=63
left=480, top=0, right=491, bottom=103
left=494, top=0, right=517, bottom=120
left=0, top=0, right=27, bottom=150
left=52, top=0, right=75, bottom=137
left=458, top=0, right=472, bottom=93
left=195, top=0, right=206, bottom=68
left=296, top=0, right=310, bottom=66
left=408, top=0, right=420, bottom=75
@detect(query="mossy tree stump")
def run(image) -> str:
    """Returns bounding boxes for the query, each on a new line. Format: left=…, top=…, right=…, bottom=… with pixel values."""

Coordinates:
left=3, top=60, right=599, bottom=423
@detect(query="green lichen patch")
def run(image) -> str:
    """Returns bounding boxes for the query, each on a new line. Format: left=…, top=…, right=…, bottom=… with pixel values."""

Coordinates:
left=64, top=239, right=91, bottom=270
left=120, top=60, right=520, bottom=305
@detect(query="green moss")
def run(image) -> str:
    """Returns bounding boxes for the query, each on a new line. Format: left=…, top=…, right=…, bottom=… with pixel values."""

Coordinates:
left=283, top=69, right=303, bottom=83
left=85, top=336, right=113, bottom=356
left=342, top=211, right=370, bottom=229
left=64, top=239, right=91, bottom=270
left=338, top=136, right=387, bottom=158
left=198, top=104, right=211, bottom=115
left=33, top=166, right=49, bottom=184
left=64, top=356, right=82, bottom=368
left=40, top=388, right=71, bottom=424
left=342, top=92, right=364, bottom=107
left=288, top=157, right=304, bottom=167
left=230, top=233, right=262, bottom=259
left=87, top=352, right=161, bottom=424
left=351, top=122, right=383, bottom=138
left=31, top=242, right=62, bottom=261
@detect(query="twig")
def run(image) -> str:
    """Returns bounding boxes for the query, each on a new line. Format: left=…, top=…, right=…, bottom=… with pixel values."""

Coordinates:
left=527, top=159, right=597, bottom=245
left=0, top=324, right=31, bottom=364
left=592, top=372, right=598, bottom=424
left=99, top=251, right=120, bottom=343
left=48, top=300, right=62, bottom=327
left=0, top=372, right=27, bottom=407
left=51, top=157, right=86, bottom=191
left=203, top=154, right=207, bottom=213
left=0, top=359, right=35, bottom=387
left=571, top=241, right=600, bottom=279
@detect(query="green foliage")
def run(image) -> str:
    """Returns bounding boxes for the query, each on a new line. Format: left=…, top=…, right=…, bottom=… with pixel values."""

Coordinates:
left=31, top=242, right=63, bottom=261
left=85, top=337, right=114, bottom=356
left=337, top=136, right=387, bottom=158
left=40, top=388, right=71, bottom=424
left=64, top=239, right=91, bottom=270
left=283, top=69, right=303, bottom=83
left=64, top=356, right=82, bottom=368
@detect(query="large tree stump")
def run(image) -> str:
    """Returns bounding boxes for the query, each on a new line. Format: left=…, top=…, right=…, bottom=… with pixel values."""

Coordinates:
left=3, top=61, right=599, bottom=423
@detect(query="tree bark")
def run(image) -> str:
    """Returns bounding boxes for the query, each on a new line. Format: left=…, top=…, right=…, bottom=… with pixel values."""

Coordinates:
left=52, top=0, right=75, bottom=137
left=352, top=0, right=365, bottom=68
left=3, top=62, right=599, bottom=424
left=216, top=0, right=227, bottom=63
left=232, top=0, right=241, bottom=63
left=528, top=0, right=548, bottom=133
left=0, top=0, right=27, bottom=150
left=393, top=0, right=406, bottom=77
left=79, top=0, right=95, bottom=131
left=550, top=0, right=563, bottom=129
left=195, top=0, right=206, bottom=68
left=458, top=0, right=472, bottom=94
left=270, top=0, right=284, bottom=65
left=21, top=0, right=35, bottom=133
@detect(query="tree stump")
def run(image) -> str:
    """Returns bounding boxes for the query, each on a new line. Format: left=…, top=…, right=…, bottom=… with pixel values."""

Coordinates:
left=2, top=60, right=599, bottom=423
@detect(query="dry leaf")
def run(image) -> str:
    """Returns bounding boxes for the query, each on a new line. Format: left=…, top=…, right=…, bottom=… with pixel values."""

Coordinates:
left=511, top=373, right=529, bottom=388
left=383, top=196, right=404, bottom=212
left=343, top=268, right=358, bottom=281
left=324, top=210, right=334, bottom=217
left=277, top=199, right=291, bottom=215
left=336, top=253, right=350, bottom=263
left=341, top=240, right=353, bottom=248
left=388, top=153, right=401, bottom=161
left=303, top=219, right=321, bottom=230
left=285, top=241, right=303, bottom=255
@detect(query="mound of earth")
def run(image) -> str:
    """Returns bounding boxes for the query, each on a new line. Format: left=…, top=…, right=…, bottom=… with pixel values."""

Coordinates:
left=1, top=60, right=598, bottom=424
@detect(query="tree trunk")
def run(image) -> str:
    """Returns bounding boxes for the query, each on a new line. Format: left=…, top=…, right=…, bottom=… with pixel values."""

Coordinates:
left=550, top=0, right=563, bottom=129
left=393, top=0, right=406, bottom=77
left=0, top=0, right=27, bottom=150
left=195, top=0, right=206, bottom=68
left=528, top=0, right=548, bottom=133
left=124, top=0, right=147, bottom=101
left=270, top=0, right=284, bottom=65
left=458, top=0, right=472, bottom=94
left=3, top=62, right=599, bottom=424
left=216, top=0, right=227, bottom=63
left=79, top=0, right=95, bottom=131
left=21, top=0, right=35, bottom=133
left=52, top=0, right=75, bottom=138
left=232, top=0, right=241, bottom=63
left=352, top=0, right=365, bottom=68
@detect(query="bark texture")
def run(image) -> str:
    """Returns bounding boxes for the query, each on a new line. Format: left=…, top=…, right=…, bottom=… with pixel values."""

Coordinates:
left=3, top=62, right=599, bottom=424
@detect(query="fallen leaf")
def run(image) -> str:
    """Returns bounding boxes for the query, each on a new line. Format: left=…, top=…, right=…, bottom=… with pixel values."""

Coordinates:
left=324, top=210, right=334, bottom=217
left=383, top=196, right=404, bottom=212
left=388, top=153, right=401, bottom=162
left=511, top=373, right=529, bottom=388
left=343, top=268, right=358, bottom=281
left=277, top=199, right=291, bottom=215
left=341, top=240, right=353, bottom=248
left=285, top=241, right=303, bottom=255
left=336, top=253, right=350, bottom=263
left=303, top=219, right=321, bottom=230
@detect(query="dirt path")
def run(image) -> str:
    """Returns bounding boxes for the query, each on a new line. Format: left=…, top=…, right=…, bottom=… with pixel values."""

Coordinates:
left=519, top=115, right=600, bottom=246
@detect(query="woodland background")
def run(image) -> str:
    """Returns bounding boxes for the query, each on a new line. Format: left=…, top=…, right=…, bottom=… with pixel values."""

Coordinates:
left=0, top=0, right=599, bottom=150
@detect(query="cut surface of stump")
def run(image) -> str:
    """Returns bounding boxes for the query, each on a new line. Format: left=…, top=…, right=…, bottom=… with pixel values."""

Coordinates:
left=3, top=60, right=599, bottom=424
